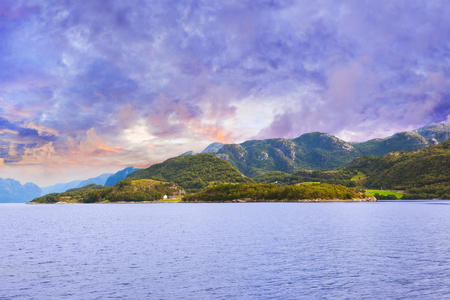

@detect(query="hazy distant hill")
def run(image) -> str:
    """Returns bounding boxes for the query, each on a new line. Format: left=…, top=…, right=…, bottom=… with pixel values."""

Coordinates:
left=41, top=180, right=82, bottom=195
left=0, top=178, right=42, bottom=203
left=42, top=173, right=113, bottom=195
left=128, top=153, right=252, bottom=193
left=104, top=167, right=139, bottom=186
left=213, top=123, right=450, bottom=177
left=76, top=173, right=113, bottom=188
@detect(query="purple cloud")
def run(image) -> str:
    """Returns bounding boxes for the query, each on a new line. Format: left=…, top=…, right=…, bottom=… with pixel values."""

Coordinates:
left=1, top=0, right=450, bottom=185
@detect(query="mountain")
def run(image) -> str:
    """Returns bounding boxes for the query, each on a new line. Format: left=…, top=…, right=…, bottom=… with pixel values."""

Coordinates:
left=351, top=131, right=430, bottom=156
left=347, top=139, right=450, bottom=199
left=0, top=178, right=42, bottom=203
left=213, top=123, right=450, bottom=177
left=178, top=142, right=224, bottom=157
left=128, top=153, right=252, bottom=193
left=413, top=122, right=450, bottom=142
left=76, top=173, right=113, bottom=188
left=179, top=151, right=195, bottom=156
left=41, top=173, right=114, bottom=195
left=201, top=142, right=224, bottom=153
left=41, top=180, right=83, bottom=195
left=104, top=167, right=139, bottom=186
left=215, top=133, right=359, bottom=177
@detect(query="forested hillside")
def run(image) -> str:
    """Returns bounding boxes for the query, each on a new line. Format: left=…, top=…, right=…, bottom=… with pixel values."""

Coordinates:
left=128, top=153, right=252, bottom=193
left=213, top=123, right=449, bottom=177
left=31, top=180, right=184, bottom=204
left=347, top=140, right=450, bottom=199
left=253, top=169, right=355, bottom=187
left=183, top=183, right=370, bottom=202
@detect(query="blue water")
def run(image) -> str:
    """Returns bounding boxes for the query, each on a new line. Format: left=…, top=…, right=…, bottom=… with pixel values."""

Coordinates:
left=1, top=201, right=450, bottom=299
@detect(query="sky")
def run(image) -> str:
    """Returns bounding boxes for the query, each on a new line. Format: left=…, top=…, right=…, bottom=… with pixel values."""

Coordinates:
left=1, top=0, right=449, bottom=186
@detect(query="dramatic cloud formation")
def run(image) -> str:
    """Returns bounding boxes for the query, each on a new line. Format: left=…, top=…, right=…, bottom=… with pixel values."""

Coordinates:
left=0, top=0, right=449, bottom=185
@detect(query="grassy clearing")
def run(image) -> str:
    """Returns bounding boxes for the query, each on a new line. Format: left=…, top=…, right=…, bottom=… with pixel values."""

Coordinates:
left=365, top=189, right=404, bottom=198
left=296, top=181, right=320, bottom=185
left=159, top=198, right=181, bottom=203
left=351, top=172, right=365, bottom=181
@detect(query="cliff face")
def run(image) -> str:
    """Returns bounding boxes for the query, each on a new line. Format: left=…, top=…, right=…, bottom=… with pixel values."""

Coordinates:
left=0, top=178, right=42, bottom=203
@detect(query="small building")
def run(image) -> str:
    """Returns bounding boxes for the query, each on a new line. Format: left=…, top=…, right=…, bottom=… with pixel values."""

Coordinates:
left=163, top=195, right=168, bottom=200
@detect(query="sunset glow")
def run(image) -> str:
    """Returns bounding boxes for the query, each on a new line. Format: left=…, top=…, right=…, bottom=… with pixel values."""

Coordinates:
left=0, top=1, right=449, bottom=186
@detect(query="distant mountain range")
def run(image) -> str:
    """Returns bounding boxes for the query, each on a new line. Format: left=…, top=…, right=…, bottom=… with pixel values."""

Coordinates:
left=104, top=167, right=138, bottom=186
left=0, top=178, right=42, bottom=203
left=41, top=173, right=113, bottom=195
left=1, top=122, right=448, bottom=202
left=205, top=122, right=450, bottom=177
left=1, top=167, right=136, bottom=203
left=37, top=137, right=450, bottom=203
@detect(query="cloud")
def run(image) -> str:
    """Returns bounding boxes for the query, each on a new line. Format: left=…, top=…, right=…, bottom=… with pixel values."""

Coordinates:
left=20, top=142, right=57, bottom=164
left=1, top=0, right=450, bottom=184
left=75, top=128, right=122, bottom=155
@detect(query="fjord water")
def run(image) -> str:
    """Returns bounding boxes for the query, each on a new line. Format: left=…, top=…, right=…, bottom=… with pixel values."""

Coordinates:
left=1, top=202, right=450, bottom=299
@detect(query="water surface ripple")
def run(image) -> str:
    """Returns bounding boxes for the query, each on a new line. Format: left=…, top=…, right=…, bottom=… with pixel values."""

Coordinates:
left=1, top=201, right=450, bottom=299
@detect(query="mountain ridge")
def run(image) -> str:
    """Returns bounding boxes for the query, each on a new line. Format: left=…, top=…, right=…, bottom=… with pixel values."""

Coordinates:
left=105, top=167, right=139, bottom=186
left=41, top=173, right=113, bottom=195
left=212, top=123, right=449, bottom=177
left=0, top=178, right=42, bottom=203
left=1, top=122, right=448, bottom=202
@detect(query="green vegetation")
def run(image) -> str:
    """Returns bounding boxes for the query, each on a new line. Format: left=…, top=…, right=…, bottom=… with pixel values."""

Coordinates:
left=365, top=190, right=404, bottom=200
left=351, top=172, right=365, bottom=181
left=250, top=140, right=449, bottom=200
left=104, top=167, right=138, bottom=186
left=216, top=133, right=360, bottom=177
left=352, top=131, right=429, bottom=156
left=183, top=183, right=369, bottom=202
left=128, top=153, right=252, bottom=193
left=30, top=128, right=450, bottom=204
left=253, top=169, right=356, bottom=187
left=213, top=125, right=449, bottom=177
left=347, top=140, right=450, bottom=199
left=30, top=179, right=184, bottom=203
left=160, top=198, right=182, bottom=203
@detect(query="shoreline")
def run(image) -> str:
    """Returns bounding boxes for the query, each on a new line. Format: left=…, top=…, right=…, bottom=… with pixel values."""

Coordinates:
left=183, top=197, right=377, bottom=203
left=27, top=197, right=377, bottom=204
